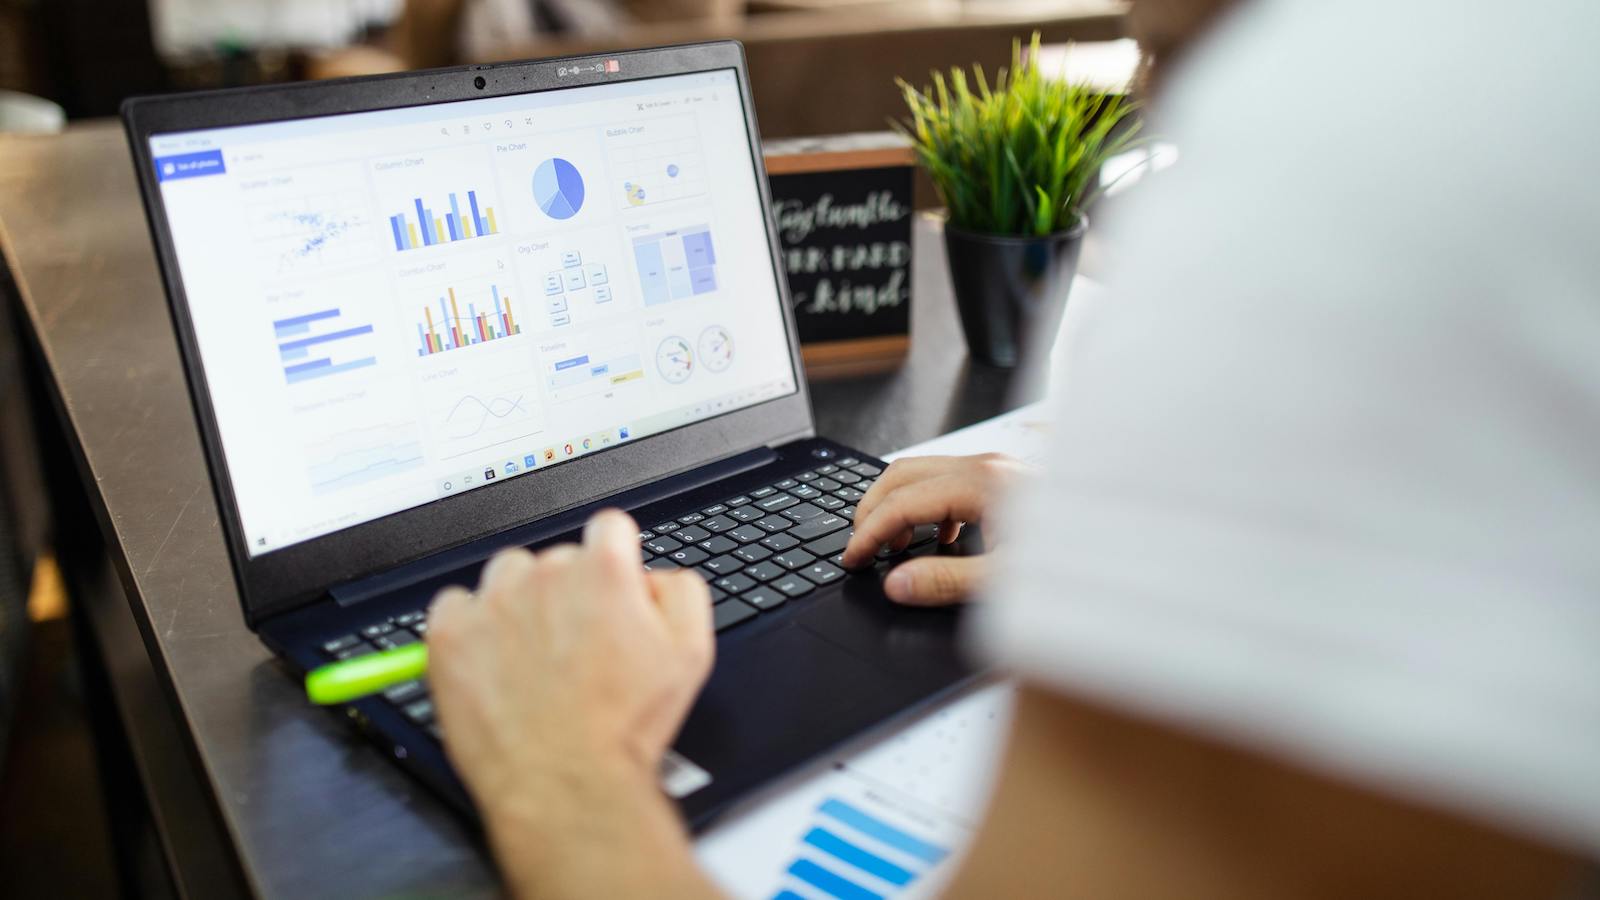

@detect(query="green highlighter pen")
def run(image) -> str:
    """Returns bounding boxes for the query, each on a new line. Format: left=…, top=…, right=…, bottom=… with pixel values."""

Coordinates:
left=305, top=643, right=428, bottom=705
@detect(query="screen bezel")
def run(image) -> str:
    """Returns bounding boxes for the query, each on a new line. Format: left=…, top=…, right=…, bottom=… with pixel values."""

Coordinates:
left=122, top=42, right=814, bottom=625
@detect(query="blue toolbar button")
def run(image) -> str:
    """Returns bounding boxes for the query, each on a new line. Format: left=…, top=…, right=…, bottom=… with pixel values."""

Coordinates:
left=155, top=149, right=226, bottom=182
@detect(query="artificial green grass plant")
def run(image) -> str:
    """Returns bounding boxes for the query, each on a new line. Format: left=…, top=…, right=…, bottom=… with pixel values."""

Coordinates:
left=897, top=33, right=1142, bottom=237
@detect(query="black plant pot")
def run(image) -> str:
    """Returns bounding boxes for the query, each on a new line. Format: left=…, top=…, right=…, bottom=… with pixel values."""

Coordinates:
left=943, top=218, right=1087, bottom=368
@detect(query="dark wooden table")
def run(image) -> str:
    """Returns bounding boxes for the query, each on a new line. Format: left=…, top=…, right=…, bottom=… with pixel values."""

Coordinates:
left=0, top=122, right=1033, bottom=898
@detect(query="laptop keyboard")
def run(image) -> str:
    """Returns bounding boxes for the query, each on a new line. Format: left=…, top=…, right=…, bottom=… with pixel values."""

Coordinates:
left=315, top=456, right=941, bottom=738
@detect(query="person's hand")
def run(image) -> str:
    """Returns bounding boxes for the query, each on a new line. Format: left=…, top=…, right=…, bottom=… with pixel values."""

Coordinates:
left=426, top=509, right=714, bottom=808
left=841, top=453, right=1031, bottom=606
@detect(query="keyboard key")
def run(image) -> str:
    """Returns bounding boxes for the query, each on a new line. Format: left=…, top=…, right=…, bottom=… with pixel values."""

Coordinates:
left=794, top=471, right=819, bottom=482
left=411, top=621, right=429, bottom=637
left=725, top=495, right=752, bottom=508
left=813, top=477, right=842, bottom=492
left=697, top=535, right=737, bottom=555
left=773, top=550, right=816, bottom=570
left=652, top=522, right=680, bottom=534
left=644, top=536, right=682, bottom=555
left=772, top=574, right=816, bottom=598
left=669, top=546, right=709, bottom=566
left=744, top=561, right=785, bottom=582
left=750, top=486, right=777, bottom=499
left=741, top=586, right=787, bottom=610
left=787, top=515, right=849, bottom=542
left=641, top=545, right=652, bottom=562
left=756, top=493, right=798, bottom=513
left=639, top=530, right=656, bottom=541
left=702, top=554, right=744, bottom=575
left=755, top=515, right=793, bottom=533
left=402, top=699, right=435, bottom=725
left=643, top=557, right=680, bottom=572
left=733, top=544, right=772, bottom=564
left=814, top=464, right=838, bottom=475
left=836, top=457, right=860, bottom=467
left=692, top=567, right=717, bottom=583
left=728, top=506, right=765, bottom=523
left=775, top=478, right=798, bottom=489
left=375, top=630, right=419, bottom=650
left=838, top=506, right=856, bottom=520
left=833, top=470, right=862, bottom=485
left=334, top=644, right=376, bottom=661
left=322, top=634, right=362, bottom=655
left=801, top=529, right=853, bottom=558
left=833, top=488, right=864, bottom=503
left=856, top=479, right=876, bottom=492
left=394, top=611, right=426, bottom=627
left=700, top=515, right=737, bottom=533
left=677, top=513, right=705, bottom=525
left=701, top=503, right=729, bottom=516
left=361, top=622, right=395, bottom=639
left=714, top=573, right=757, bottom=594
left=813, top=495, right=845, bottom=511
left=789, top=484, right=822, bottom=500
left=383, top=680, right=427, bottom=705
left=712, top=600, right=758, bottom=631
left=802, top=562, right=846, bottom=585
left=759, top=532, right=801, bottom=552
left=728, top=524, right=766, bottom=543
left=849, top=462, right=883, bottom=477
left=673, top=525, right=712, bottom=543
left=709, top=585, right=727, bottom=603
left=910, top=523, right=940, bottom=546
left=781, top=503, right=824, bottom=522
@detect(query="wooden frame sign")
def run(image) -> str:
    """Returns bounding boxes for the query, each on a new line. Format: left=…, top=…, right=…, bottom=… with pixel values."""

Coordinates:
left=763, top=133, right=914, bottom=378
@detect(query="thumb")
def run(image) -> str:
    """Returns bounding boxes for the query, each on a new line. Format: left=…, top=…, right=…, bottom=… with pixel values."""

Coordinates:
left=646, top=571, right=715, bottom=678
left=883, top=555, right=986, bottom=606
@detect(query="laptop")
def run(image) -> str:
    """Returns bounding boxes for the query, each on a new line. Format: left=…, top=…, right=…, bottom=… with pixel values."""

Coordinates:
left=121, top=41, right=974, bottom=828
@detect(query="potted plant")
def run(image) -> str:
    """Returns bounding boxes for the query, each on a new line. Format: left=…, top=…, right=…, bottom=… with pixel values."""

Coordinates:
left=897, top=34, right=1142, bottom=367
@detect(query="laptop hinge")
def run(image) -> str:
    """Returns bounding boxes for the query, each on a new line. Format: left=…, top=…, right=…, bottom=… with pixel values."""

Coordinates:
left=328, top=445, right=781, bottom=608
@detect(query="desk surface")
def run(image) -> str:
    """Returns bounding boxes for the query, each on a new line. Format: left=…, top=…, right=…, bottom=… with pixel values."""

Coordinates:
left=0, top=122, right=1031, bottom=897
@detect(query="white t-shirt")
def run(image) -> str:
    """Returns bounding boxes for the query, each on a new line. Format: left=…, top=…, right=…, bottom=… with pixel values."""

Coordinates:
left=973, top=0, right=1600, bottom=857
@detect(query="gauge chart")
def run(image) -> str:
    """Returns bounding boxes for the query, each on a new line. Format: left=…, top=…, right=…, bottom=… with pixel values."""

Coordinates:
left=698, top=325, right=733, bottom=373
left=533, top=157, right=586, bottom=220
left=655, top=336, right=694, bottom=384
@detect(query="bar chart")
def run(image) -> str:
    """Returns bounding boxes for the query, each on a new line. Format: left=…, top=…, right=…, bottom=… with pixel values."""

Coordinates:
left=774, top=797, right=949, bottom=900
left=389, top=188, right=499, bottom=252
left=273, top=308, right=378, bottom=384
left=633, top=225, right=718, bottom=307
left=415, top=284, right=521, bottom=356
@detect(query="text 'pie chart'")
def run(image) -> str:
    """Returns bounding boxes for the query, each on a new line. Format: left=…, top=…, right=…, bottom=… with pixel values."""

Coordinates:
left=532, top=158, right=585, bottom=220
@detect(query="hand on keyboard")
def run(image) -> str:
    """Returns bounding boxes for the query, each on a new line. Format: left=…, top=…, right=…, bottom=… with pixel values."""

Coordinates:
left=841, top=453, right=1032, bottom=606
left=426, top=509, right=714, bottom=813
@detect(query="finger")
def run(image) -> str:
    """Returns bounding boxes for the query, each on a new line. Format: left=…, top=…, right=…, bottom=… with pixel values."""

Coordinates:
left=843, top=473, right=990, bottom=568
left=426, top=585, right=477, bottom=646
left=477, top=546, right=535, bottom=594
left=852, top=456, right=962, bottom=536
left=647, top=571, right=715, bottom=676
left=583, top=509, right=648, bottom=597
left=882, top=555, right=987, bottom=606
left=938, top=518, right=964, bottom=544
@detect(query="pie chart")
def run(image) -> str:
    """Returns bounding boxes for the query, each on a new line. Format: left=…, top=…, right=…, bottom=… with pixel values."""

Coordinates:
left=532, top=158, right=585, bottom=220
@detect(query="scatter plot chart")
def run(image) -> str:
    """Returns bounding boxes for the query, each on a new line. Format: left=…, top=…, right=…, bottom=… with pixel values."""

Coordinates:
left=249, top=191, right=374, bottom=275
left=606, top=114, right=708, bottom=209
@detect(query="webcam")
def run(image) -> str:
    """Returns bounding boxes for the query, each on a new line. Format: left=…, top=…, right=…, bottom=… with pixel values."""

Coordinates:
left=473, top=76, right=486, bottom=89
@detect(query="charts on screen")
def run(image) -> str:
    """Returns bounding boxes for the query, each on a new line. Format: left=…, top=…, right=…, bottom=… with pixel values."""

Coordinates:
left=532, top=157, right=586, bottom=220
left=634, top=226, right=718, bottom=306
left=389, top=188, right=499, bottom=251
left=606, top=114, right=709, bottom=209
left=273, top=307, right=378, bottom=385
left=414, top=282, right=522, bottom=356
left=248, top=191, right=374, bottom=275
left=546, top=349, right=646, bottom=403
left=303, top=423, right=425, bottom=495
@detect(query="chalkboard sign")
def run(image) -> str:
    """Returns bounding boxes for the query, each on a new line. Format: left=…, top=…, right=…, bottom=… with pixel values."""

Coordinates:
left=764, top=134, right=914, bottom=378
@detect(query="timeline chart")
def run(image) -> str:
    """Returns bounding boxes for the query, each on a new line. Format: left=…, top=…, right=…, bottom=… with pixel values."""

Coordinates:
left=547, top=351, right=645, bottom=402
left=390, top=189, right=499, bottom=251
left=273, top=308, right=377, bottom=384
left=774, top=797, right=950, bottom=900
left=634, top=225, right=718, bottom=306
left=417, top=285, right=522, bottom=356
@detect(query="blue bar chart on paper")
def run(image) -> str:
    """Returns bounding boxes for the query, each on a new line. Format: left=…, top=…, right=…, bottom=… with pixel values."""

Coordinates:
left=773, top=797, right=949, bottom=900
left=273, top=308, right=377, bottom=384
left=389, top=188, right=500, bottom=251
left=633, top=225, right=718, bottom=306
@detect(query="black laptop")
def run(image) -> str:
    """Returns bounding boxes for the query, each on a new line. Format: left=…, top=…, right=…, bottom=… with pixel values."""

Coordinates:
left=121, top=41, right=974, bottom=827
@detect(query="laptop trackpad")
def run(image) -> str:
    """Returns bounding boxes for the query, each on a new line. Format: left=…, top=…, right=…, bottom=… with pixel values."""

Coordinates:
left=674, top=623, right=891, bottom=789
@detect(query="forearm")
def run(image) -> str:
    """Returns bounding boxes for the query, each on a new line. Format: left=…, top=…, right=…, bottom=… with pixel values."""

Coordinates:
left=482, top=754, right=722, bottom=900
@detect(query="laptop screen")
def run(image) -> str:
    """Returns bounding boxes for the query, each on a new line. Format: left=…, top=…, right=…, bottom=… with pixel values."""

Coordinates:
left=147, top=69, right=797, bottom=557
